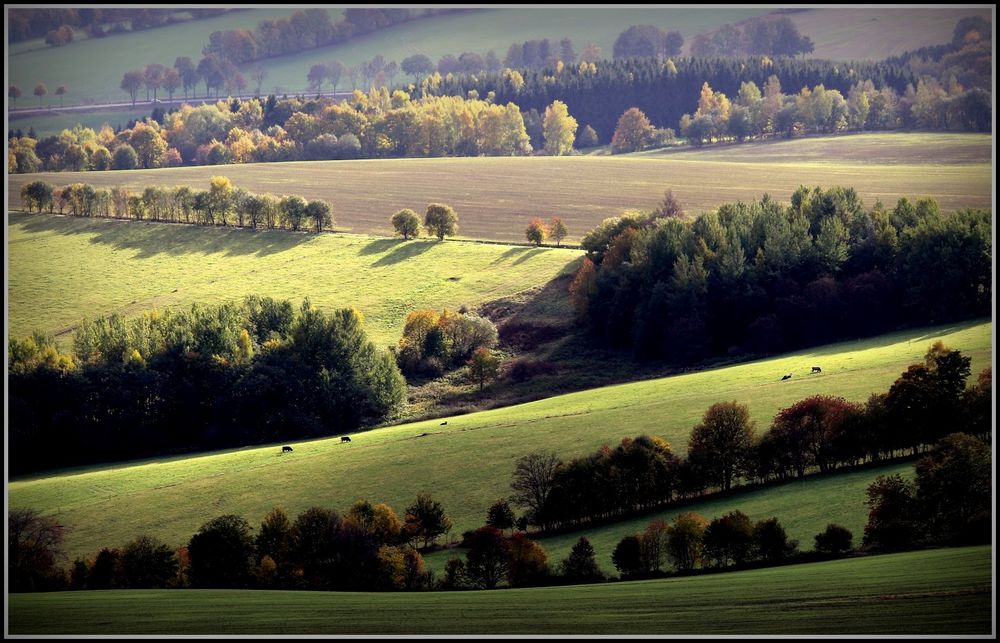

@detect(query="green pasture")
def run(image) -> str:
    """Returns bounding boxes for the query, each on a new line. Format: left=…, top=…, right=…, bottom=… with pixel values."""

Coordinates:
left=7, top=212, right=582, bottom=349
left=8, top=131, right=992, bottom=243
left=8, top=320, right=990, bottom=563
left=8, top=546, right=992, bottom=634
left=8, top=107, right=153, bottom=138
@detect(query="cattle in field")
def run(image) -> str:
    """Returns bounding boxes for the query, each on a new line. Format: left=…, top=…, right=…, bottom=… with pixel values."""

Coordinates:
left=781, top=374, right=792, bottom=381
left=282, top=445, right=293, bottom=453
left=440, top=421, right=448, bottom=426
left=341, top=436, right=351, bottom=443
left=811, top=366, right=822, bottom=373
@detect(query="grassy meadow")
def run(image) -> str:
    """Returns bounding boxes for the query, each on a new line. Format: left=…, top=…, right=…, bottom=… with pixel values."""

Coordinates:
left=8, top=546, right=992, bottom=634
left=8, top=319, right=990, bottom=564
left=7, top=133, right=992, bottom=244
left=7, top=212, right=581, bottom=348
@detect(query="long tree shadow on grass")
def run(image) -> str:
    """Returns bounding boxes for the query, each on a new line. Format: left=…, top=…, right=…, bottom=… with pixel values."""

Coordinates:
left=13, top=213, right=315, bottom=258
left=368, top=238, right=437, bottom=267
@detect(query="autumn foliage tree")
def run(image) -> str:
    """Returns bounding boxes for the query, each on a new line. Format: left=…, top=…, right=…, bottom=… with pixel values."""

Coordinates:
left=525, top=218, right=547, bottom=245
left=542, top=99, right=578, bottom=155
left=611, top=107, right=655, bottom=153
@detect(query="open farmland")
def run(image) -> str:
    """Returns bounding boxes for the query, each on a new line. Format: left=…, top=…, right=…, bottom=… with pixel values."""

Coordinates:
left=9, top=320, right=990, bottom=564
left=7, top=133, right=992, bottom=244
left=9, top=546, right=991, bottom=635
left=7, top=212, right=581, bottom=349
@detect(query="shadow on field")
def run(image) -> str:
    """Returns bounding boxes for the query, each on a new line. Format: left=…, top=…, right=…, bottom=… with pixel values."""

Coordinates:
left=368, top=239, right=436, bottom=267
left=491, top=246, right=550, bottom=266
left=13, top=213, right=314, bottom=258
left=359, top=237, right=401, bottom=256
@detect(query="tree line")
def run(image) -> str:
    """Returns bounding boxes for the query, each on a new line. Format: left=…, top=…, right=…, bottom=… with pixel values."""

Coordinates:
left=9, top=296, right=406, bottom=475
left=19, top=176, right=333, bottom=232
left=608, top=422, right=990, bottom=580
left=201, top=8, right=466, bottom=67
left=9, top=493, right=449, bottom=593
left=570, top=187, right=991, bottom=363
left=8, top=8, right=229, bottom=44
left=507, top=342, right=989, bottom=532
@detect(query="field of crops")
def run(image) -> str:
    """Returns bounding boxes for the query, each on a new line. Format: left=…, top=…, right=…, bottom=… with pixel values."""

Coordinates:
left=7, top=212, right=581, bottom=348
left=8, top=133, right=992, bottom=245
left=9, top=320, right=990, bottom=563
left=8, top=546, right=991, bottom=634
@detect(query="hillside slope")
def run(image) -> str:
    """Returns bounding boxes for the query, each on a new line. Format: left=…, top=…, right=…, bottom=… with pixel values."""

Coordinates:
left=9, top=320, right=990, bottom=562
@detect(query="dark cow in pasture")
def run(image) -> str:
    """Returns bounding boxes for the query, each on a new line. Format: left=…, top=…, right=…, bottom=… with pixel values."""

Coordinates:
left=781, top=374, right=792, bottom=381
left=811, top=366, right=822, bottom=373
left=440, top=421, right=448, bottom=426
left=341, top=436, right=351, bottom=443
left=282, top=445, right=293, bottom=453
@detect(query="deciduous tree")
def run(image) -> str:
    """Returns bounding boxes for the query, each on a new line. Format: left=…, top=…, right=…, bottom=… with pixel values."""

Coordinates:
left=424, top=202, right=458, bottom=240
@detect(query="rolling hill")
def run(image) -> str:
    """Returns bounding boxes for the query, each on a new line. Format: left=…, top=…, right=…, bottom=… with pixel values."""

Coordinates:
left=8, top=320, right=990, bottom=564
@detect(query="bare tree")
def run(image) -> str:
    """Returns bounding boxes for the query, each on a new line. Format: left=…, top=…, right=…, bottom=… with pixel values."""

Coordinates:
left=9, top=508, right=66, bottom=592
left=510, top=452, right=560, bottom=530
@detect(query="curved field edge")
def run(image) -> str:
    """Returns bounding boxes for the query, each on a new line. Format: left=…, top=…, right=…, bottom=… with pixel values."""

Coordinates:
left=8, top=320, right=991, bottom=563
left=7, top=132, right=993, bottom=244
left=7, top=212, right=582, bottom=348
left=8, top=546, right=992, bottom=635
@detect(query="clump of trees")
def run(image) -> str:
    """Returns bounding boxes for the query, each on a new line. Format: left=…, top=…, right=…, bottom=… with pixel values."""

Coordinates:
left=9, top=296, right=406, bottom=474
left=394, top=308, right=499, bottom=377
left=613, top=25, right=684, bottom=60
left=571, top=186, right=991, bottom=363
left=612, top=511, right=797, bottom=578
left=524, top=216, right=569, bottom=246
left=690, top=15, right=814, bottom=58
left=863, top=432, right=991, bottom=552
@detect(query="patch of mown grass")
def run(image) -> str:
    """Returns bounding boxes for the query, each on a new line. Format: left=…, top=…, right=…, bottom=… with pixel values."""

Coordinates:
left=7, top=212, right=582, bottom=349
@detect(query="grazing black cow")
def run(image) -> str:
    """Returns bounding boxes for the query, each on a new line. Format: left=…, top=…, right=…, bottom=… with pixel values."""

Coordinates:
left=811, top=366, right=822, bottom=373
left=440, top=421, right=448, bottom=426
left=341, top=436, right=351, bottom=443
left=282, top=445, right=293, bottom=453
left=781, top=374, right=792, bottom=381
